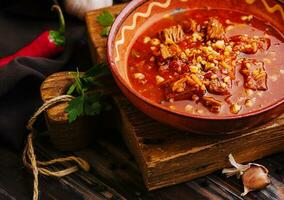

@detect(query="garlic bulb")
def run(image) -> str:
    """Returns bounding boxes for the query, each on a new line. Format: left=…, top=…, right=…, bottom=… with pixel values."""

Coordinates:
left=242, top=165, right=270, bottom=195
left=65, top=0, right=113, bottom=20
left=222, top=154, right=270, bottom=196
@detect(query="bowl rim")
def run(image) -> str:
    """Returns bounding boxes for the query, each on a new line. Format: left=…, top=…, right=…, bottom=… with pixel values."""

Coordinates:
left=107, top=0, right=284, bottom=121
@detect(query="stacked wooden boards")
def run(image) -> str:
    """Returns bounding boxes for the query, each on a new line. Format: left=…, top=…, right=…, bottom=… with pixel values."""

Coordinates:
left=39, top=3, right=284, bottom=191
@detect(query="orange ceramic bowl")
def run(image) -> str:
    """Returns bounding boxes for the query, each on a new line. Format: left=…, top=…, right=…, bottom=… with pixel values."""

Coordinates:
left=107, top=0, right=284, bottom=134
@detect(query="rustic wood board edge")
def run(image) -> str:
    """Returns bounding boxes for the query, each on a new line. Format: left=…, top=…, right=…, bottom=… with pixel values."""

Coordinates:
left=114, top=97, right=151, bottom=189
left=115, top=96, right=284, bottom=190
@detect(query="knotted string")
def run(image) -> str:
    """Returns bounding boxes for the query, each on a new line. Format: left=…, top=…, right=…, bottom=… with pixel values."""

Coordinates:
left=22, top=95, right=90, bottom=200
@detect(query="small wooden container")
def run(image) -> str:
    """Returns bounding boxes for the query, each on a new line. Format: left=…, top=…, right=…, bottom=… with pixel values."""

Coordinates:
left=40, top=72, right=94, bottom=151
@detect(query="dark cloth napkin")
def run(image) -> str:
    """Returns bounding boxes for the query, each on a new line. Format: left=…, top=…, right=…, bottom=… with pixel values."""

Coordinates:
left=0, top=0, right=91, bottom=149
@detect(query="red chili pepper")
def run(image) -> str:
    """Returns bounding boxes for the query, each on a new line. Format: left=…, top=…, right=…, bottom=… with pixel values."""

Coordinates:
left=0, top=5, right=65, bottom=68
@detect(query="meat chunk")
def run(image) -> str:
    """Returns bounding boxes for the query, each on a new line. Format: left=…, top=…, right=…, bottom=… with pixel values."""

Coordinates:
left=207, top=78, right=231, bottom=95
left=206, top=17, right=225, bottom=41
left=160, top=74, right=206, bottom=101
left=230, top=35, right=271, bottom=54
left=240, top=59, right=268, bottom=91
left=201, top=96, right=222, bottom=113
left=160, top=25, right=185, bottom=44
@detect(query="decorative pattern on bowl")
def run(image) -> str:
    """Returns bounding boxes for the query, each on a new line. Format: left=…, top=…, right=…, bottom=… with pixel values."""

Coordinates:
left=114, top=0, right=284, bottom=70
left=107, top=0, right=284, bottom=134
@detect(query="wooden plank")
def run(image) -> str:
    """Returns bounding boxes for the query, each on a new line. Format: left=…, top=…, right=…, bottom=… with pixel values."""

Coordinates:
left=85, top=5, right=284, bottom=191
left=1, top=137, right=284, bottom=199
left=86, top=3, right=127, bottom=62
left=7, top=138, right=284, bottom=200
left=0, top=147, right=86, bottom=200
left=116, top=96, right=284, bottom=190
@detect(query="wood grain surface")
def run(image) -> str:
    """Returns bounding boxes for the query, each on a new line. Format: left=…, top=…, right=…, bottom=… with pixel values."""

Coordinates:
left=1, top=134, right=284, bottom=200
left=85, top=3, right=284, bottom=191
left=116, top=96, right=284, bottom=190
left=2, top=2, right=284, bottom=200
left=86, top=3, right=127, bottom=62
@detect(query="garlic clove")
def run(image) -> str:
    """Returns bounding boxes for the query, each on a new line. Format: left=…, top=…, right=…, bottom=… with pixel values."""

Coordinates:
left=222, top=154, right=250, bottom=178
left=223, top=154, right=271, bottom=196
left=241, top=186, right=251, bottom=196
left=242, top=164, right=270, bottom=192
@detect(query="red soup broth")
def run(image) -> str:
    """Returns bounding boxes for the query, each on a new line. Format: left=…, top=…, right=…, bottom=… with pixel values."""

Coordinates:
left=127, top=8, right=284, bottom=117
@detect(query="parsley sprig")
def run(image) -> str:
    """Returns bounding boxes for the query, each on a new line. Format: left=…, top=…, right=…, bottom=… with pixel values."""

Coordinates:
left=97, top=10, right=115, bottom=36
left=65, top=63, right=111, bottom=123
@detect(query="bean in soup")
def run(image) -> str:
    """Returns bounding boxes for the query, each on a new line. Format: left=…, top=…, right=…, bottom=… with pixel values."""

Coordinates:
left=127, top=9, right=284, bottom=116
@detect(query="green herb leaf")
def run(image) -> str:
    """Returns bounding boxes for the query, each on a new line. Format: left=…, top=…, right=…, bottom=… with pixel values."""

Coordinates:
left=97, top=11, right=115, bottom=27
left=67, top=82, right=76, bottom=95
left=101, top=26, right=111, bottom=36
left=65, top=96, right=85, bottom=123
left=65, top=63, right=111, bottom=123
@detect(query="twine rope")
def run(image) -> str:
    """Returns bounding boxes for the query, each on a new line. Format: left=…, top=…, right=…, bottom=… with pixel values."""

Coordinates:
left=22, top=95, right=90, bottom=200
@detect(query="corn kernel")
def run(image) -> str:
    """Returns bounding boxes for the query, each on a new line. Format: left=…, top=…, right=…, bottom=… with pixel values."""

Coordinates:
left=143, top=36, right=151, bottom=43
left=134, top=73, right=145, bottom=80
left=230, top=103, right=242, bottom=114
left=241, top=15, right=253, bottom=22
left=151, top=38, right=160, bottom=46
left=185, top=49, right=191, bottom=56
left=252, top=69, right=260, bottom=76
left=225, top=45, right=232, bottom=52
left=197, top=56, right=203, bottom=63
left=225, top=19, right=233, bottom=24
left=214, top=40, right=225, bottom=49
left=196, top=63, right=202, bottom=68
left=245, top=99, right=253, bottom=107
left=257, top=91, right=263, bottom=97
left=245, top=89, right=254, bottom=96
left=245, top=63, right=251, bottom=68
left=180, top=52, right=187, bottom=60
left=192, top=32, right=202, bottom=42
left=190, top=66, right=199, bottom=73
left=220, top=82, right=227, bottom=88
left=224, top=51, right=230, bottom=57
left=156, top=75, right=165, bottom=84
left=211, top=74, right=218, bottom=79
left=196, top=109, right=204, bottom=114
left=223, top=76, right=231, bottom=83
left=185, top=105, right=193, bottom=113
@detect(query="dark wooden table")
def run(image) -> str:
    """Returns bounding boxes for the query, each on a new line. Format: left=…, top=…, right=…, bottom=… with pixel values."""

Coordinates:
left=0, top=129, right=284, bottom=200
left=0, top=1, right=284, bottom=198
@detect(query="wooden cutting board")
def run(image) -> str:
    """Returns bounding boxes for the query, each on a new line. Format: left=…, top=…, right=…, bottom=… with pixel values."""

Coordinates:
left=44, top=3, right=284, bottom=191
